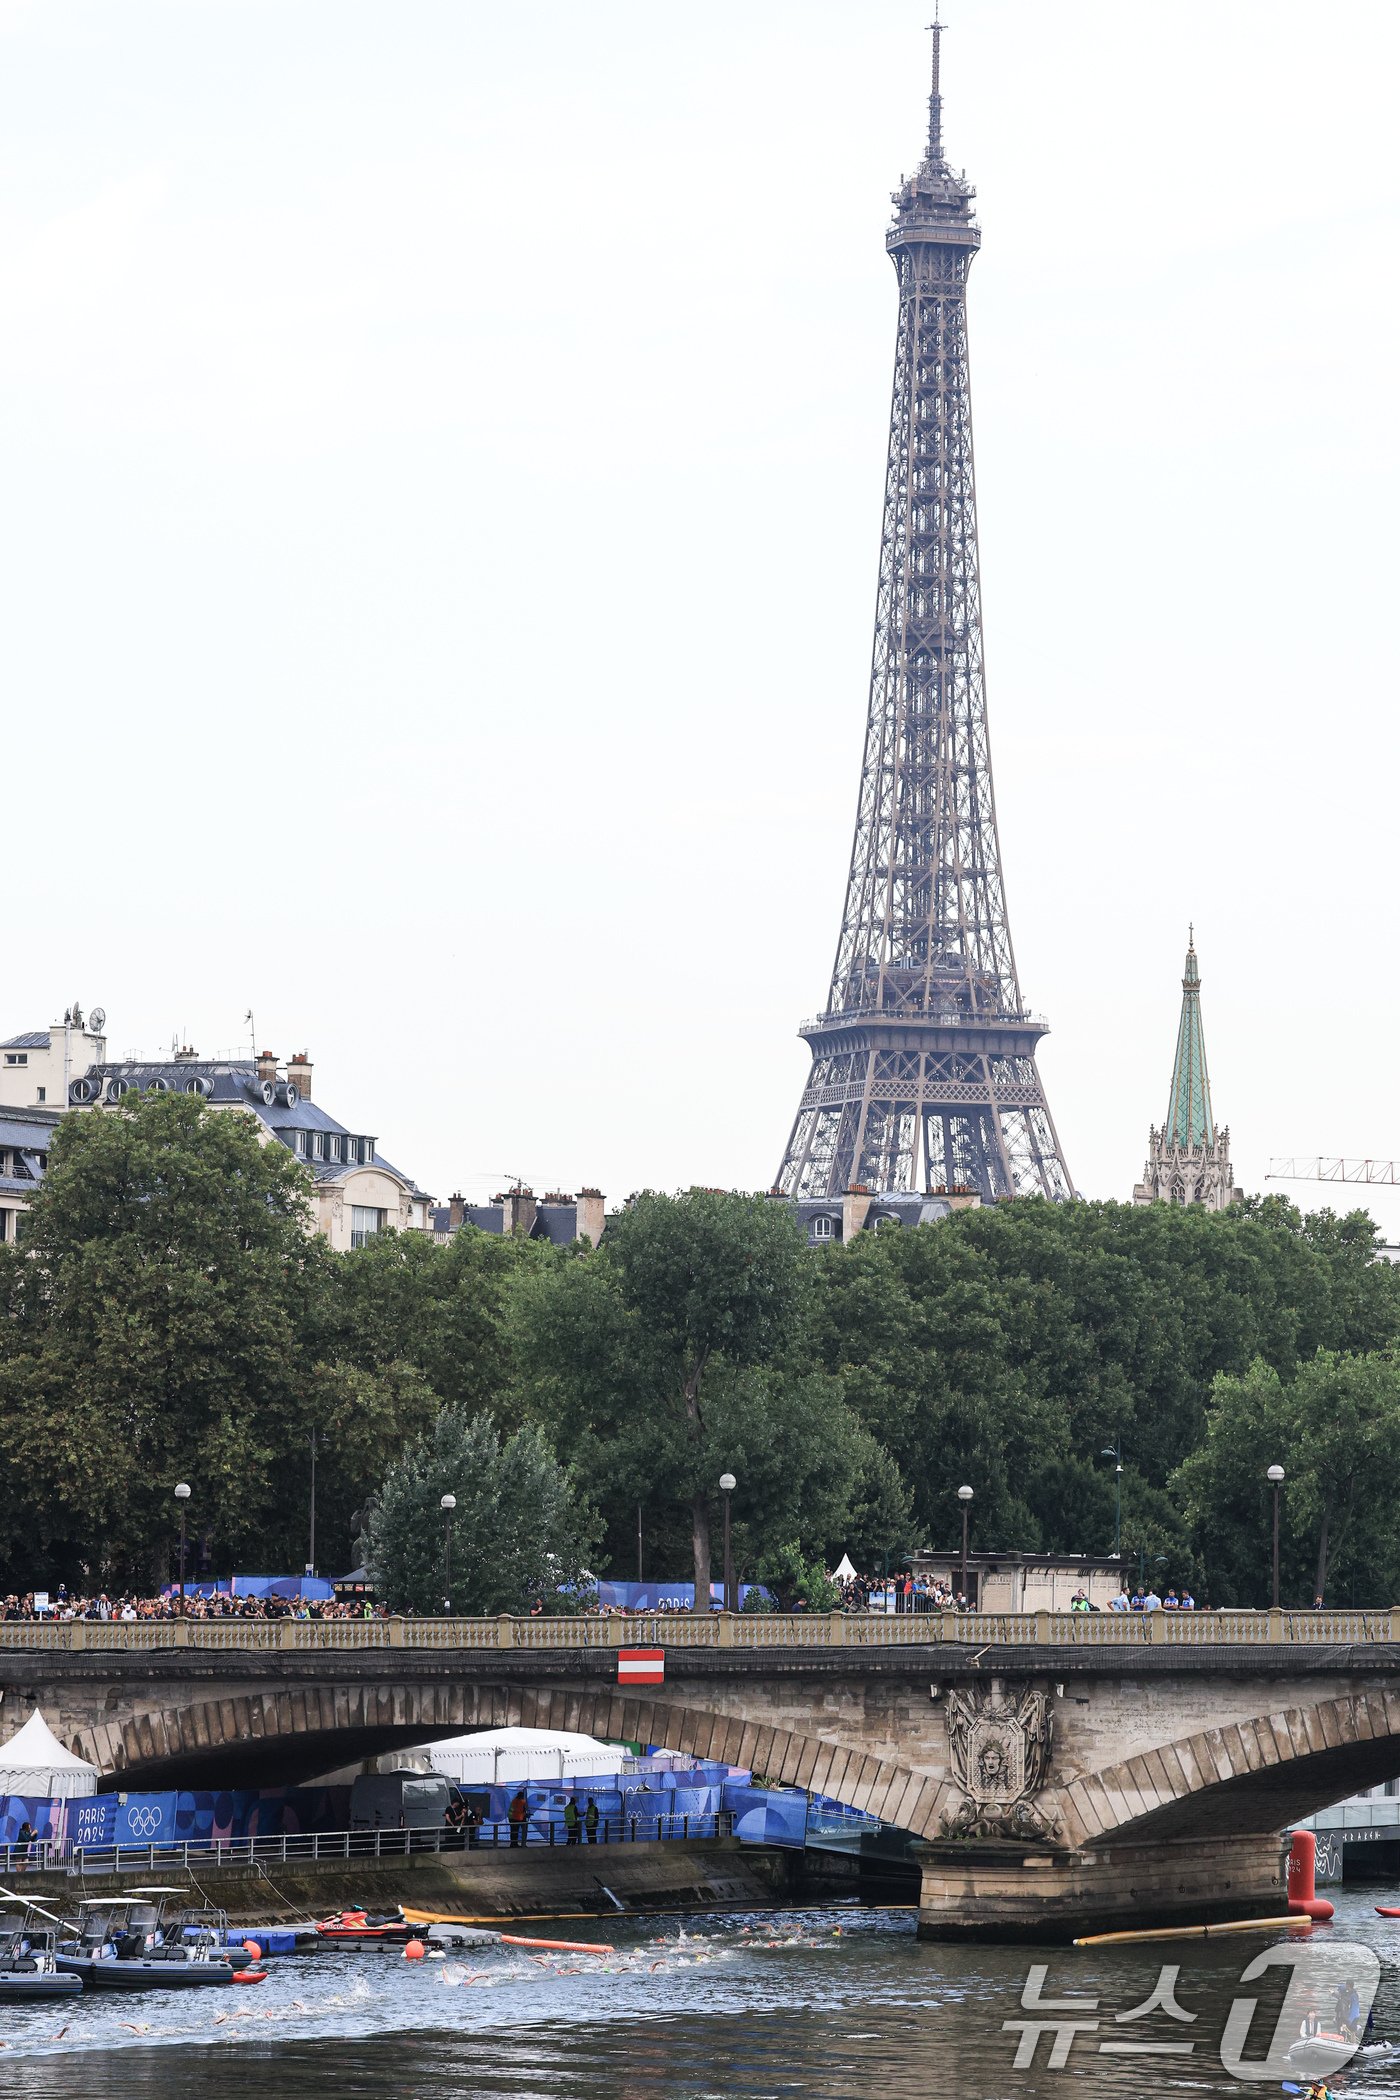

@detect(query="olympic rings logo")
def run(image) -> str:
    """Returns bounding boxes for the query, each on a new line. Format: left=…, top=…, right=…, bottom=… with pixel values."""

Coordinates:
left=125, top=1806, right=162, bottom=1838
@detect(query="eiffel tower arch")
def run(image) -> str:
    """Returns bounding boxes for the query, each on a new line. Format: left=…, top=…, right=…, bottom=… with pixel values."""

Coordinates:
left=777, top=27, right=1072, bottom=1204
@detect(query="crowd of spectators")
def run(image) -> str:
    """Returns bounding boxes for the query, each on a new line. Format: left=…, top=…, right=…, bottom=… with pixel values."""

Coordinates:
left=0, top=1576, right=1226, bottom=1622
left=0, top=1589, right=385, bottom=1623
left=0, top=1580, right=1340, bottom=1621
left=1107, top=1585, right=1198, bottom=1613
left=833, top=1571, right=967, bottom=1613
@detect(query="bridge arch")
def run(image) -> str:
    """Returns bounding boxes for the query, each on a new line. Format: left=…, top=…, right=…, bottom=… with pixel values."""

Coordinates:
left=1054, top=1687, right=1400, bottom=1847
left=71, top=1680, right=948, bottom=1834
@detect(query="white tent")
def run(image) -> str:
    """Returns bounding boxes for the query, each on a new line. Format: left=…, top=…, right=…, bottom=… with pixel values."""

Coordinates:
left=424, top=1726, right=621, bottom=1784
left=831, top=1553, right=858, bottom=1584
left=0, top=1709, right=98, bottom=1798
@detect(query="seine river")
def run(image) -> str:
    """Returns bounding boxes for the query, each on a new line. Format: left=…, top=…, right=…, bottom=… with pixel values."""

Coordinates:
left=5, top=1889, right=1400, bottom=2099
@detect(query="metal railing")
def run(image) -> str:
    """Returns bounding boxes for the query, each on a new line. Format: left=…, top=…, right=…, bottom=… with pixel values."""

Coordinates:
left=10, top=1813, right=733, bottom=1879
left=0, top=1609, right=1395, bottom=1654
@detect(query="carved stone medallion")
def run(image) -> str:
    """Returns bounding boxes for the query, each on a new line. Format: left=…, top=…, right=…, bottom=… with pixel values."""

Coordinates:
left=940, top=1681, right=1058, bottom=1840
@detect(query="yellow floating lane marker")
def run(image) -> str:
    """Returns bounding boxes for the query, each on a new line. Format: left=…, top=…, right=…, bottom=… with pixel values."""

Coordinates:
left=1074, top=1915, right=1314, bottom=1948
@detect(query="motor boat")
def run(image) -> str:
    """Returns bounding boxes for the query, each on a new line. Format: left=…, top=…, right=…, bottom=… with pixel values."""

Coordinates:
left=0, top=1903, right=82, bottom=2000
left=314, top=1905, right=414, bottom=1946
left=170, top=1905, right=254, bottom=1970
left=56, top=1892, right=239, bottom=1989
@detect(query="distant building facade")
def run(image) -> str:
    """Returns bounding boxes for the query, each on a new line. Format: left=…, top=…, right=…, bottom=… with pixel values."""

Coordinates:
left=1133, top=933, right=1241, bottom=1211
left=0, top=1104, right=61, bottom=1245
left=779, top=1185, right=982, bottom=1249
left=0, top=1008, right=109, bottom=1112
left=432, top=1188, right=606, bottom=1248
left=0, top=1012, right=432, bottom=1251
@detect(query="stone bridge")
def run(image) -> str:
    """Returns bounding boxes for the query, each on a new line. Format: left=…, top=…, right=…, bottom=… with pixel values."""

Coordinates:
left=6, top=1608, right=1400, bottom=1940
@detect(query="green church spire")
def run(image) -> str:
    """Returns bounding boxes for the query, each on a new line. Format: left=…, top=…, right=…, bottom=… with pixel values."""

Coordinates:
left=1164, top=926, right=1215, bottom=1149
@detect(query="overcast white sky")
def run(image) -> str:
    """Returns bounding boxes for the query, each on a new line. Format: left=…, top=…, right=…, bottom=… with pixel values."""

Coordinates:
left=3, top=0, right=1398, bottom=1220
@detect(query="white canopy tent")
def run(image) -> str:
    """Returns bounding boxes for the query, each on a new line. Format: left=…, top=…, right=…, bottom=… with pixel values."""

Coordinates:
left=0, top=1709, right=98, bottom=1798
left=425, top=1726, right=623, bottom=1785
left=831, top=1553, right=858, bottom=1584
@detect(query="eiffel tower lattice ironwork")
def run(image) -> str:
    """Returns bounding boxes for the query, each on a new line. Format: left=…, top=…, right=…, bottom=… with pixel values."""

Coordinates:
left=776, top=24, right=1073, bottom=1203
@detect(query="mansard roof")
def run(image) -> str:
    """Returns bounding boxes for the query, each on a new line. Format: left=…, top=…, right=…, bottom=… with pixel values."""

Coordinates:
left=71, top=1058, right=429, bottom=1202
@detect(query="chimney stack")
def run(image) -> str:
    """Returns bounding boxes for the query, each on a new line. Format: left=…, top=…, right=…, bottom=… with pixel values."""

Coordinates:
left=575, top=1187, right=605, bottom=1246
left=449, top=1192, right=465, bottom=1230
left=288, top=1050, right=313, bottom=1102
left=501, top=1187, right=538, bottom=1238
left=842, top=1184, right=874, bottom=1240
left=255, top=1049, right=278, bottom=1087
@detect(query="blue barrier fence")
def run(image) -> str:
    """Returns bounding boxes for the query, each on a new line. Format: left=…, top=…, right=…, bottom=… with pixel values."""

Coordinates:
left=0, top=1812, right=734, bottom=1880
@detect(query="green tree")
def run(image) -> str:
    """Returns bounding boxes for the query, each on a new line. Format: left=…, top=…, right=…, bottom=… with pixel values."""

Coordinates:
left=0, top=1095, right=321, bottom=1585
left=362, top=1406, right=597, bottom=1614
left=1174, top=1350, right=1400, bottom=1605
left=325, top=1224, right=540, bottom=1412
left=512, top=1190, right=882, bottom=1599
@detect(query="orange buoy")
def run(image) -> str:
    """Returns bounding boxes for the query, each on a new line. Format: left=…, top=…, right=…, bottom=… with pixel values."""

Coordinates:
left=232, top=1967, right=267, bottom=1985
left=242, top=1940, right=262, bottom=1961
left=404, top=1938, right=426, bottom=1960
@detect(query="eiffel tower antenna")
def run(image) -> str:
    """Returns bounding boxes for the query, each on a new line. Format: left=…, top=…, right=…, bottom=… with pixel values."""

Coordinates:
left=775, top=30, right=1073, bottom=1202
left=927, top=12, right=944, bottom=163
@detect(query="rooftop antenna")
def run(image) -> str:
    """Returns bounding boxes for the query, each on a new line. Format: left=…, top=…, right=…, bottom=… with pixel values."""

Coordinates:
left=926, top=8, right=944, bottom=164
left=244, top=1008, right=256, bottom=1057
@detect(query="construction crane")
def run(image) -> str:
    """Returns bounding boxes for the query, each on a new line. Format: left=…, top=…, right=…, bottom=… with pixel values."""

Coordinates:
left=1268, top=1159, right=1400, bottom=1187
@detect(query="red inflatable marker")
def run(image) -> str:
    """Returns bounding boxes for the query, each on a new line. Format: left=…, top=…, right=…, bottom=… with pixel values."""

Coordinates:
left=1287, top=1830, right=1335, bottom=1922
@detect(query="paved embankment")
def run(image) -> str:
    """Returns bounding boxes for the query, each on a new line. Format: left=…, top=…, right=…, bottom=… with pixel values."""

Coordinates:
left=12, top=1837, right=798, bottom=1925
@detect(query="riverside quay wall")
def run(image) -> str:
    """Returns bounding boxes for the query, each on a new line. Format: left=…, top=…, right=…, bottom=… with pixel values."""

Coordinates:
left=5, top=1608, right=1400, bottom=1941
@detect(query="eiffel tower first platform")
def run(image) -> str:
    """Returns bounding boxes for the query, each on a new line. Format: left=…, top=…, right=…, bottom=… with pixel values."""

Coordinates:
left=775, top=25, right=1073, bottom=1204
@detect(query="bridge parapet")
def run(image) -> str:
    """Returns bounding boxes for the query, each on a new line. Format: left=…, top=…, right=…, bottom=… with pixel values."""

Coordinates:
left=0, top=1606, right=1395, bottom=1654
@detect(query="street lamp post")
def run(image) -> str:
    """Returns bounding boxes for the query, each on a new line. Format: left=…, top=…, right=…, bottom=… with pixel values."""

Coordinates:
left=1101, top=1442, right=1123, bottom=1560
left=1267, top=1465, right=1285, bottom=1610
left=440, top=1494, right=457, bottom=1613
left=174, top=1482, right=191, bottom=1608
left=957, top=1485, right=973, bottom=1603
left=307, top=1427, right=318, bottom=1579
left=719, top=1473, right=737, bottom=1614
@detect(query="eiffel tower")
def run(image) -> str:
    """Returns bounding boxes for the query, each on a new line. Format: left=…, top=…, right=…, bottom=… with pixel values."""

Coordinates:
left=775, top=24, right=1073, bottom=1203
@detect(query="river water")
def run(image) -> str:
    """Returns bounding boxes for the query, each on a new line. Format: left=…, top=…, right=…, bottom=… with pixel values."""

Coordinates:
left=6, top=1888, right=1400, bottom=2099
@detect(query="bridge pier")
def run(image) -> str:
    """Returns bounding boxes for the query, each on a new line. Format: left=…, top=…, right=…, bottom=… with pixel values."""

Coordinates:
left=914, top=1833, right=1289, bottom=1944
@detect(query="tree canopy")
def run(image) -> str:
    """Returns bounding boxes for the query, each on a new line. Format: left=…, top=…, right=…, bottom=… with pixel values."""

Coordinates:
left=3, top=1105, right=1399, bottom=1610
left=362, top=1406, right=597, bottom=1614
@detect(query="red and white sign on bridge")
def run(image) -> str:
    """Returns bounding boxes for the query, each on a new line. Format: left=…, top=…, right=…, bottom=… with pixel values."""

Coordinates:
left=617, top=1648, right=665, bottom=1686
